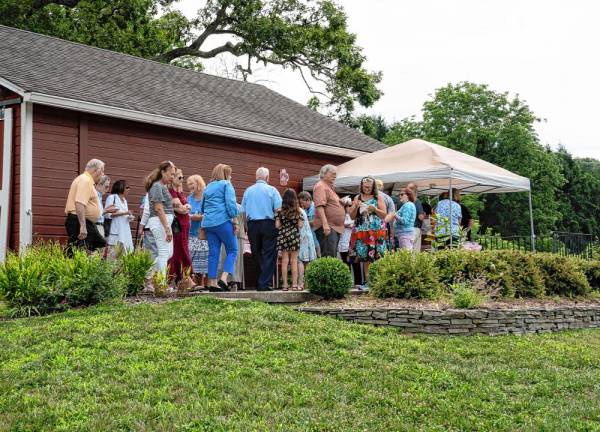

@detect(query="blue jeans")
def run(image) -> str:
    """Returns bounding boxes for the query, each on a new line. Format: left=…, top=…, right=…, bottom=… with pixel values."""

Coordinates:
left=205, top=221, right=238, bottom=279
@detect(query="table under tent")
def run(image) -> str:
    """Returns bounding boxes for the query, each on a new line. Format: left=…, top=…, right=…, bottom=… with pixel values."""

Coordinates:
left=303, top=139, right=535, bottom=249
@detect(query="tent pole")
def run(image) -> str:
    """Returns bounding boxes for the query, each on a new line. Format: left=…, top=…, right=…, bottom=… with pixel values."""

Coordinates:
left=528, top=189, right=536, bottom=252
left=449, top=170, right=453, bottom=248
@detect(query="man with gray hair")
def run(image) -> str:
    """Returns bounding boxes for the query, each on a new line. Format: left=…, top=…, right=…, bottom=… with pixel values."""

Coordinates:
left=241, top=167, right=282, bottom=290
left=65, top=159, right=107, bottom=254
left=313, top=164, right=345, bottom=257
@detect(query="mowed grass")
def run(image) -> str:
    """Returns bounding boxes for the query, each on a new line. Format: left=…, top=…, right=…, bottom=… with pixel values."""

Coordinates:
left=1, top=298, right=600, bottom=431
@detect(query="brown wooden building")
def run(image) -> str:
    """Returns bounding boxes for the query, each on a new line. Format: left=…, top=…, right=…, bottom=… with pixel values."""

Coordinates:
left=0, top=25, right=384, bottom=262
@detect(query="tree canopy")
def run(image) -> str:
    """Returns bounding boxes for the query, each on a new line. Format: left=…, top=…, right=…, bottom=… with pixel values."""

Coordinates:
left=1, top=0, right=382, bottom=117
left=383, top=82, right=573, bottom=237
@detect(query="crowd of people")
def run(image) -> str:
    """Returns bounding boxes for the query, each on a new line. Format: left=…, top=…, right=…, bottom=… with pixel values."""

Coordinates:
left=64, top=159, right=472, bottom=292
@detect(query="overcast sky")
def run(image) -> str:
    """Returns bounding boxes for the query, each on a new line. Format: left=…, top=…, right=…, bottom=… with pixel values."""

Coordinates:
left=178, top=0, right=600, bottom=160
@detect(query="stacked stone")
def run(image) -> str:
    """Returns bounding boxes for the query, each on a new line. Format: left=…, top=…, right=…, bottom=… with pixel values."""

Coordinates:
left=296, top=306, right=600, bottom=336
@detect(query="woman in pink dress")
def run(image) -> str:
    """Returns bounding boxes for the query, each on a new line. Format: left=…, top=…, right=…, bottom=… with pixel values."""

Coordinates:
left=168, top=168, right=192, bottom=283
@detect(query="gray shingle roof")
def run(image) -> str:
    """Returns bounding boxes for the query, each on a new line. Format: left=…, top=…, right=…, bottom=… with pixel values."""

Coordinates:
left=0, top=25, right=385, bottom=153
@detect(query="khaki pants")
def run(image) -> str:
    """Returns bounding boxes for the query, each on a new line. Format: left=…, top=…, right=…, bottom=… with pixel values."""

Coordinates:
left=413, top=228, right=422, bottom=252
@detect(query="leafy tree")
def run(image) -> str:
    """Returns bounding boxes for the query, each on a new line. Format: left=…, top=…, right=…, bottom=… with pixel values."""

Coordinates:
left=347, top=114, right=389, bottom=141
left=554, top=147, right=600, bottom=236
left=1, top=0, right=382, bottom=117
left=382, top=116, right=423, bottom=145
left=383, top=82, right=565, bottom=236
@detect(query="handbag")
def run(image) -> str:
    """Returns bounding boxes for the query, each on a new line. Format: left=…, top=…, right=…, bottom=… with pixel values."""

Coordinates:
left=171, top=217, right=181, bottom=234
left=103, top=217, right=112, bottom=236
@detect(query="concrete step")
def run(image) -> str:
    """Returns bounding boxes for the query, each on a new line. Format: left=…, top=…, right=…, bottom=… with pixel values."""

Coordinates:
left=190, top=289, right=320, bottom=304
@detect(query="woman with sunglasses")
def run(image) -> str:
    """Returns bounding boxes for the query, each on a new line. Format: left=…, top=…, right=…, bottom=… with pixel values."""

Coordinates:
left=168, top=168, right=192, bottom=284
left=105, top=179, right=134, bottom=257
left=391, top=187, right=417, bottom=250
left=348, top=176, right=388, bottom=288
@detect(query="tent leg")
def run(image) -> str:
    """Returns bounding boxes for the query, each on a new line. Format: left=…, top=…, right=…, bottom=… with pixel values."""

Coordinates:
left=449, top=174, right=453, bottom=248
left=528, top=190, right=536, bottom=252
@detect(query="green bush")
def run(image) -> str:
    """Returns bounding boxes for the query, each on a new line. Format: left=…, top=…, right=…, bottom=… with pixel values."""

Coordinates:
left=570, top=258, right=600, bottom=292
left=369, top=250, right=441, bottom=299
left=0, top=244, right=61, bottom=316
left=451, top=282, right=485, bottom=309
left=531, top=253, right=590, bottom=297
left=584, top=242, right=600, bottom=260
left=305, top=257, right=352, bottom=299
left=118, top=250, right=154, bottom=295
left=0, top=243, right=125, bottom=317
left=492, top=250, right=545, bottom=298
left=434, top=250, right=512, bottom=297
left=433, top=249, right=545, bottom=298
left=49, top=249, right=126, bottom=307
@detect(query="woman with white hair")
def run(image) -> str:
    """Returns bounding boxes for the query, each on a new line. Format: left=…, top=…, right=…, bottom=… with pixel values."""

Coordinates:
left=187, top=174, right=209, bottom=287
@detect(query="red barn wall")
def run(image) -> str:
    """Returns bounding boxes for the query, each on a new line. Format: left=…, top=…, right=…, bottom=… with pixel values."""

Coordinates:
left=31, top=105, right=348, bottom=245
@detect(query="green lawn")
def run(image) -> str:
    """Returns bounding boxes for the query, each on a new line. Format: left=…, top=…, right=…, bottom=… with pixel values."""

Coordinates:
left=1, top=298, right=600, bottom=431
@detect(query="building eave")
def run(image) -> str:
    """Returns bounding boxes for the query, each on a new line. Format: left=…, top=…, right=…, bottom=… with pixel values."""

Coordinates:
left=24, top=91, right=368, bottom=158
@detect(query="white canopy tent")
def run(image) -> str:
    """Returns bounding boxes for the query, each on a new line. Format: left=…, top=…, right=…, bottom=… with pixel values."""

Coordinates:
left=303, top=139, right=536, bottom=248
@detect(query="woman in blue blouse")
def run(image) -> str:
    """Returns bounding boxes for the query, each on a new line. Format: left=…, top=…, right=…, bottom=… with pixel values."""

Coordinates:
left=200, top=164, right=240, bottom=292
left=392, top=187, right=417, bottom=250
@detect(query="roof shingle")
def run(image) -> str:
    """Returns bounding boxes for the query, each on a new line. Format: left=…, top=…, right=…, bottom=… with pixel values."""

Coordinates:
left=0, top=25, right=385, bottom=153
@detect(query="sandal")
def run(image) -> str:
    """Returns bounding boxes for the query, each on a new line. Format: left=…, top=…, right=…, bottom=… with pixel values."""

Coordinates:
left=282, top=286, right=289, bottom=291
left=291, top=286, right=299, bottom=291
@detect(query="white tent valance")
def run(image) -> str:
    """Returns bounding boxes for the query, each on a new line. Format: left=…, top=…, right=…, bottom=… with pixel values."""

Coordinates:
left=303, top=139, right=530, bottom=195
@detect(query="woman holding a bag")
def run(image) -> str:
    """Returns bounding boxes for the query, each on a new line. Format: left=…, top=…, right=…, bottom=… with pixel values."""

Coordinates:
left=168, top=168, right=192, bottom=284
left=187, top=174, right=209, bottom=288
left=105, top=179, right=134, bottom=257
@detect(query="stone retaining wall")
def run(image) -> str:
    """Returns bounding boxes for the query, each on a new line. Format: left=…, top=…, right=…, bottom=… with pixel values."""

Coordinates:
left=296, top=306, right=600, bottom=335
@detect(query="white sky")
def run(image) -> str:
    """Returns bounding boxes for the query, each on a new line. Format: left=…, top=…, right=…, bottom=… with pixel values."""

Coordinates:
left=177, top=0, right=600, bottom=159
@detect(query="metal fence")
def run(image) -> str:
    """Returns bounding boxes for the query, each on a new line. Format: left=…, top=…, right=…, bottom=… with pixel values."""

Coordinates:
left=476, top=232, right=598, bottom=259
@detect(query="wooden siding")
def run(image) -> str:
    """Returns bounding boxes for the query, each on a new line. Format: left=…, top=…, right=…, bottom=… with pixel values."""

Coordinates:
left=31, top=105, right=348, bottom=245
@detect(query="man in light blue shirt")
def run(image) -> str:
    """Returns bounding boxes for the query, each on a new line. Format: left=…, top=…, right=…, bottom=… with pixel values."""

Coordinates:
left=241, top=167, right=283, bottom=290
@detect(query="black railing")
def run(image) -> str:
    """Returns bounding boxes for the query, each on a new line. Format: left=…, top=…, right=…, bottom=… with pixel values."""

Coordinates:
left=476, top=232, right=598, bottom=259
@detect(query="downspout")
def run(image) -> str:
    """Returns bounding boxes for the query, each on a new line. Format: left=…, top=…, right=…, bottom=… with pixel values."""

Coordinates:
left=0, top=107, right=13, bottom=262
left=19, top=97, right=33, bottom=249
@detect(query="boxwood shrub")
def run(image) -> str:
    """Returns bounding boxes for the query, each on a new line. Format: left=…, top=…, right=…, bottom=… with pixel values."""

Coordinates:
left=530, top=253, right=590, bottom=297
left=305, top=257, right=352, bottom=299
left=369, top=250, right=441, bottom=299
left=567, top=257, right=600, bottom=292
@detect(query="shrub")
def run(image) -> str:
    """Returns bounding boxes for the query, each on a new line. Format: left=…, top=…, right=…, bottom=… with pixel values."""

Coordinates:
left=305, top=257, right=352, bottom=299
left=492, top=250, right=545, bottom=298
left=570, top=258, right=600, bottom=292
left=434, top=250, right=515, bottom=297
left=531, top=253, right=590, bottom=297
left=434, top=249, right=546, bottom=298
left=451, top=282, right=485, bottom=309
left=585, top=242, right=600, bottom=260
left=0, top=245, right=60, bottom=317
left=369, top=250, right=441, bottom=299
left=118, top=250, right=154, bottom=296
left=0, top=243, right=126, bottom=317
left=49, top=250, right=126, bottom=307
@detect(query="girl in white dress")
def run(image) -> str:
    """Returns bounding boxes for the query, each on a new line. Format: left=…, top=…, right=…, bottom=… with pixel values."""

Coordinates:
left=105, top=179, right=134, bottom=257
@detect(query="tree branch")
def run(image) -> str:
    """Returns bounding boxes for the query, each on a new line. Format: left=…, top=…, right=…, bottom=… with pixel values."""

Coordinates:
left=158, top=41, right=244, bottom=63
left=298, top=67, right=330, bottom=99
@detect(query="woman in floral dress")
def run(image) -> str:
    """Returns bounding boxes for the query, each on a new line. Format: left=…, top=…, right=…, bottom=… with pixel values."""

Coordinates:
left=349, top=177, right=387, bottom=288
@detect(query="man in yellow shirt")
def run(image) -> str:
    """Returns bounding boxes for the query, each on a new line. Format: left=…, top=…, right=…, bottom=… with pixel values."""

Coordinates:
left=65, top=159, right=107, bottom=253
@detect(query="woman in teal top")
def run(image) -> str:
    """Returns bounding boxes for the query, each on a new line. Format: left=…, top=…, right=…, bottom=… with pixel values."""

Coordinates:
left=392, top=187, right=417, bottom=250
